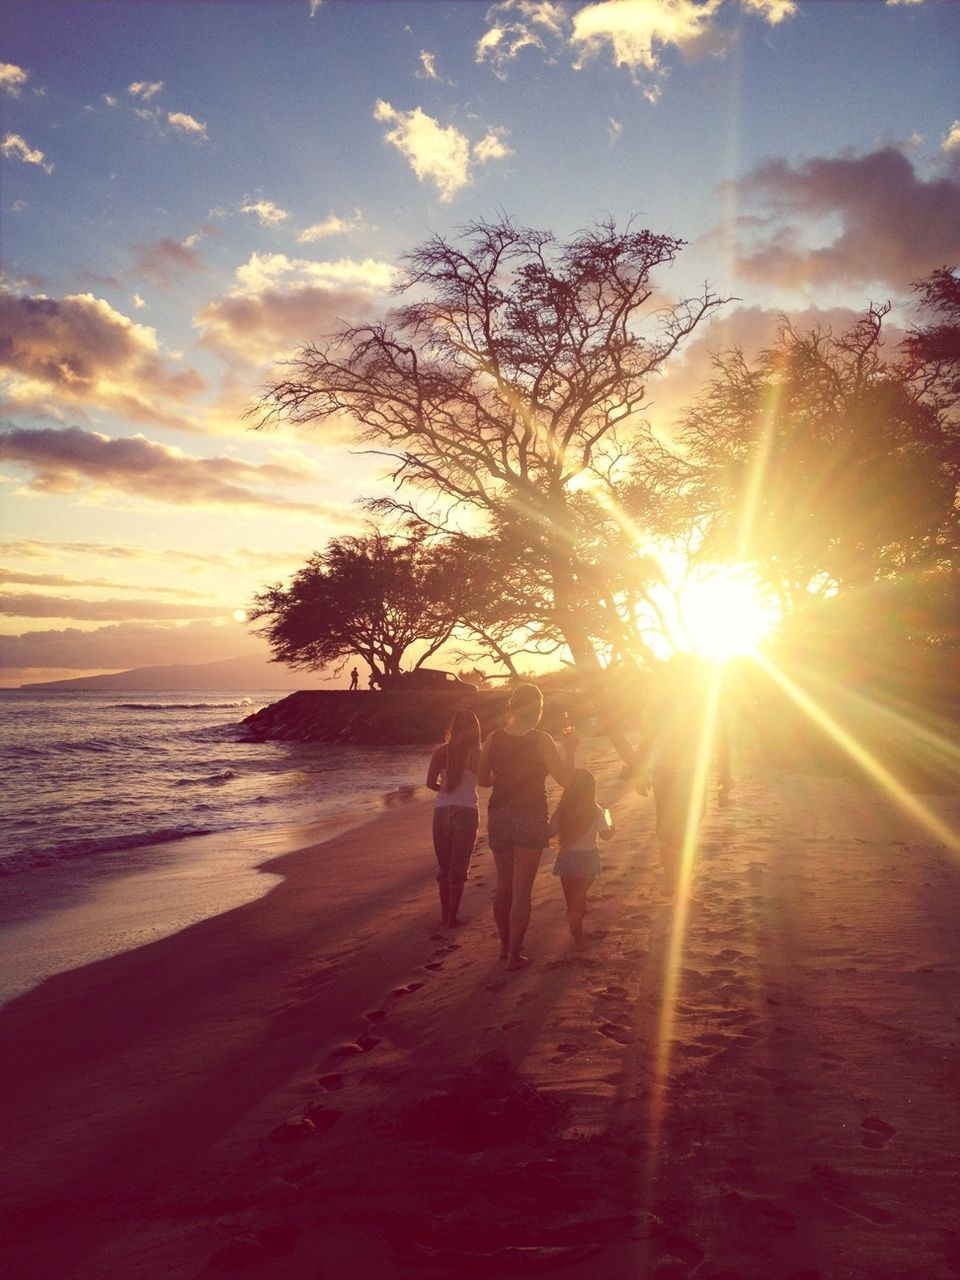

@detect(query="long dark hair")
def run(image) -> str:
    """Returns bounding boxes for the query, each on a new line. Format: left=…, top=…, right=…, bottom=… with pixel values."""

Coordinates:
left=443, top=709, right=481, bottom=790
left=555, top=768, right=597, bottom=847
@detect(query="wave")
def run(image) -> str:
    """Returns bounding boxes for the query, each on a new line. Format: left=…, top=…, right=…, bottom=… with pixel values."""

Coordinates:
left=112, top=701, right=254, bottom=711
left=173, top=769, right=237, bottom=787
left=0, top=824, right=216, bottom=877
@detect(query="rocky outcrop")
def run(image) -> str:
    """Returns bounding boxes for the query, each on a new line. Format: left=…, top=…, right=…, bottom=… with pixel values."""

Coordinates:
left=238, top=688, right=581, bottom=745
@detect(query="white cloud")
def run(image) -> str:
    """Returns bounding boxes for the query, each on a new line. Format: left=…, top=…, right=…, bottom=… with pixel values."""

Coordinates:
left=476, top=1, right=567, bottom=76
left=132, top=293, right=146, bottom=309
left=167, top=111, right=208, bottom=140
left=473, top=128, right=514, bottom=164
left=297, top=210, right=362, bottom=242
left=942, top=120, right=960, bottom=153
left=373, top=100, right=511, bottom=200
left=0, top=63, right=29, bottom=96
left=241, top=198, right=290, bottom=227
left=571, top=0, right=724, bottom=75
left=182, top=232, right=201, bottom=248
left=418, top=50, right=439, bottom=80
left=309, top=0, right=324, bottom=13
left=1, top=133, right=53, bottom=174
left=608, top=116, right=623, bottom=145
left=231, top=251, right=395, bottom=296
left=128, top=80, right=163, bottom=99
left=103, top=94, right=117, bottom=107
left=739, top=0, right=796, bottom=22
left=374, top=100, right=471, bottom=201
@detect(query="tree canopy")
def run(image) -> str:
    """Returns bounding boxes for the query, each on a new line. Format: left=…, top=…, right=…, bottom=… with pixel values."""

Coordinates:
left=248, top=531, right=464, bottom=680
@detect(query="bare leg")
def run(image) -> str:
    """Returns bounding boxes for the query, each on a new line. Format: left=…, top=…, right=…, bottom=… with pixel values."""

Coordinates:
left=560, top=875, right=592, bottom=943
left=659, top=839, right=680, bottom=895
left=492, top=849, right=514, bottom=959
left=437, top=880, right=450, bottom=924
left=446, top=881, right=465, bottom=927
left=506, top=846, right=543, bottom=969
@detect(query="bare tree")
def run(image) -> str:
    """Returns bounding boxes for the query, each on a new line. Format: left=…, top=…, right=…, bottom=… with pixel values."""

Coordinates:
left=254, top=217, right=728, bottom=690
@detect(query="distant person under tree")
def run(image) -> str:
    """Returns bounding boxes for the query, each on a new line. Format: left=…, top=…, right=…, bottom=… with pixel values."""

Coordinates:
left=349, top=666, right=359, bottom=690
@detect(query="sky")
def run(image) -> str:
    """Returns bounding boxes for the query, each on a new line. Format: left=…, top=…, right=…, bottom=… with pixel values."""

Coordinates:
left=1, top=0, right=958, bottom=686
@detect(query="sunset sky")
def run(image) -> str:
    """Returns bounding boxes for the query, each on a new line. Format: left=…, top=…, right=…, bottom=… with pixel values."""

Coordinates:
left=2, top=0, right=959, bottom=686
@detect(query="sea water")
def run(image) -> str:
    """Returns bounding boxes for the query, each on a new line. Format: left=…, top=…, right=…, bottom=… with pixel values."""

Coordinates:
left=0, top=690, right=427, bottom=1001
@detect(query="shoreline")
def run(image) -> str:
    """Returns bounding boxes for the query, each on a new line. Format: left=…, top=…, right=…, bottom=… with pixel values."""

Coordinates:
left=2, top=752, right=959, bottom=1279
left=0, top=791, right=426, bottom=1007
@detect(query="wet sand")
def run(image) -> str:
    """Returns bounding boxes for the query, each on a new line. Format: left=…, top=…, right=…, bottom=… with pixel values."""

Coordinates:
left=1, top=749, right=958, bottom=1279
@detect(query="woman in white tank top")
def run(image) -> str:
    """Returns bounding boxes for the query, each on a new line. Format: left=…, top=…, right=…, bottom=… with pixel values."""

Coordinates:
left=426, top=710, right=481, bottom=927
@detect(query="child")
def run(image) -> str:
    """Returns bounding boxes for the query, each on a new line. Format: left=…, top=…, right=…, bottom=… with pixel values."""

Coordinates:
left=548, top=768, right=613, bottom=944
left=426, top=710, right=481, bottom=927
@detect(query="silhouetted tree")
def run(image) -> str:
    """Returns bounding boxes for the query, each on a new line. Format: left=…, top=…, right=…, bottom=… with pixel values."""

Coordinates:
left=248, top=531, right=464, bottom=680
left=675, top=304, right=959, bottom=640
left=254, top=217, right=728, bottom=690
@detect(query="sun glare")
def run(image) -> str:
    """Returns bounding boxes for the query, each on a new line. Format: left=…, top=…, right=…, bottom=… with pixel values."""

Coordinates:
left=677, top=567, right=780, bottom=661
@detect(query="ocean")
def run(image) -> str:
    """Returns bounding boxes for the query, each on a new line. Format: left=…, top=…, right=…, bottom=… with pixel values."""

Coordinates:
left=0, top=690, right=428, bottom=1002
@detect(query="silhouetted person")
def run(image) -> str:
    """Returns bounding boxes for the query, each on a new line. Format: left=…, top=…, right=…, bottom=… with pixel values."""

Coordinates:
left=479, top=683, right=578, bottom=969
left=635, top=655, right=732, bottom=896
left=349, top=666, right=359, bottom=690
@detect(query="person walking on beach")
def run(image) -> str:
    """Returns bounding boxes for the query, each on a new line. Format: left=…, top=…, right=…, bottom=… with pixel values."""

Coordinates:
left=479, top=683, right=578, bottom=969
left=349, top=666, right=359, bottom=690
left=549, top=768, right=614, bottom=945
left=635, top=654, right=732, bottom=897
left=426, top=709, right=482, bottom=928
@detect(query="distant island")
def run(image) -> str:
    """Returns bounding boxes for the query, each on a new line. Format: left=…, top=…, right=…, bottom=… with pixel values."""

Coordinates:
left=19, top=654, right=318, bottom=693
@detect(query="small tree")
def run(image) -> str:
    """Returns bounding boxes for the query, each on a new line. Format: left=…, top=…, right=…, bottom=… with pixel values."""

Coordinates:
left=248, top=531, right=463, bottom=680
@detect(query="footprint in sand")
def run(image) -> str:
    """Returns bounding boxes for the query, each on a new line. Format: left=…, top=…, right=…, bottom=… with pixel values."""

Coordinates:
left=598, top=1022, right=633, bottom=1045
left=433, top=943, right=461, bottom=955
left=391, top=981, right=425, bottom=997
left=424, top=961, right=444, bottom=971
left=861, top=1115, right=897, bottom=1148
left=364, top=1009, right=388, bottom=1023
left=555, top=1043, right=581, bottom=1056
left=330, top=1035, right=381, bottom=1057
left=501, top=1020, right=522, bottom=1031
left=316, top=1073, right=344, bottom=1091
left=485, top=981, right=507, bottom=992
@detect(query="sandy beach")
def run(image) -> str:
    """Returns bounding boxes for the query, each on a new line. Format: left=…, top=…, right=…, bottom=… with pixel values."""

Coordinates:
left=1, top=744, right=959, bottom=1280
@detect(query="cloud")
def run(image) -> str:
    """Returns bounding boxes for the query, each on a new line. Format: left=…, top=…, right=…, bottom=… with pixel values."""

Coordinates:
left=0, top=567, right=207, bottom=596
left=476, top=1, right=567, bottom=77
left=478, top=0, right=795, bottom=93
left=943, top=121, right=960, bottom=154
left=167, top=111, right=208, bottom=140
left=309, top=0, right=324, bottom=13
left=103, top=94, right=117, bottom=107
left=0, top=62, right=29, bottom=96
left=473, top=128, right=514, bottom=163
left=195, top=252, right=395, bottom=365
left=418, top=50, right=440, bottom=80
left=128, top=79, right=163, bottom=99
left=133, top=237, right=205, bottom=287
left=132, top=292, right=146, bottom=309
left=739, top=0, right=796, bottom=21
left=0, top=538, right=303, bottom=574
left=0, top=290, right=205, bottom=426
left=241, top=198, right=289, bottom=227
left=0, top=425, right=328, bottom=513
left=725, top=145, right=960, bottom=290
left=0, top=593, right=228, bottom=621
left=571, top=0, right=727, bottom=97
left=373, top=100, right=512, bottom=200
left=608, top=117, right=623, bottom=146
left=296, top=210, right=363, bottom=243
left=2, top=132, right=53, bottom=173
left=0, top=619, right=268, bottom=674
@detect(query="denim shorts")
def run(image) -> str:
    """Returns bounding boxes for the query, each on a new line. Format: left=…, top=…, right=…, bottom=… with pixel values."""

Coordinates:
left=433, top=805, right=479, bottom=884
left=486, top=804, right=550, bottom=854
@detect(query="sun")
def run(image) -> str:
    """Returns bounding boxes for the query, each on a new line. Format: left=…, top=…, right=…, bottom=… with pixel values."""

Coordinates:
left=232, top=609, right=248, bottom=623
left=677, top=566, right=780, bottom=661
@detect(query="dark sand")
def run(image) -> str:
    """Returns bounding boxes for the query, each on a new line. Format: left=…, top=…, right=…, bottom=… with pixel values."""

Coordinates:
left=1, top=749, right=959, bottom=1279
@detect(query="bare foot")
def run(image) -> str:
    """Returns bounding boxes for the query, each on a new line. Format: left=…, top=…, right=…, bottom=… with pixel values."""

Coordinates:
left=446, top=916, right=466, bottom=927
left=506, top=954, right=531, bottom=970
left=499, top=948, right=509, bottom=961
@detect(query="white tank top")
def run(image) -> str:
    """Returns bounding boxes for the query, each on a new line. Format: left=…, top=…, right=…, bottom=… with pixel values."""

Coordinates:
left=434, top=767, right=479, bottom=810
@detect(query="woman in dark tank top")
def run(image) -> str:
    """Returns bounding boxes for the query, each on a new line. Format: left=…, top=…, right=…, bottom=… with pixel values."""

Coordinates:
left=479, top=683, right=577, bottom=970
